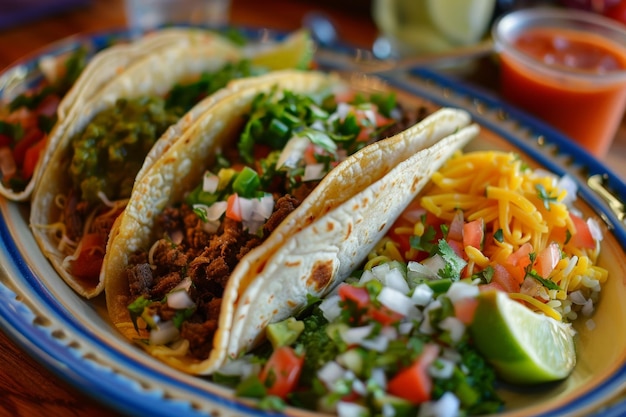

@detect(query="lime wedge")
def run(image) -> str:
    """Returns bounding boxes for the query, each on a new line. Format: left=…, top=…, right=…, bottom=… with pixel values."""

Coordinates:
left=426, top=0, right=495, bottom=45
left=469, top=290, right=577, bottom=385
left=249, top=29, right=315, bottom=70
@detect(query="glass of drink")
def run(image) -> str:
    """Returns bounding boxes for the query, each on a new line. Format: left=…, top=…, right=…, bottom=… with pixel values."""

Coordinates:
left=371, top=0, right=496, bottom=58
left=124, top=0, right=231, bottom=37
left=493, top=7, right=626, bottom=158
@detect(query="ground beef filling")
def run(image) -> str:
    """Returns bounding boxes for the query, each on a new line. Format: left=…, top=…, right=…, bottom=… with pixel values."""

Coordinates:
left=126, top=194, right=300, bottom=360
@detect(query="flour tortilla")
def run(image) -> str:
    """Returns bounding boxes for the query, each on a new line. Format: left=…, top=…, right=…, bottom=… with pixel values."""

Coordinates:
left=226, top=124, right=478, bottom=360
left=103, top=69, right=477, bottom=374
left=29, top=33, right=247, bottom=298
left=2, top=28, right=226, bottom=202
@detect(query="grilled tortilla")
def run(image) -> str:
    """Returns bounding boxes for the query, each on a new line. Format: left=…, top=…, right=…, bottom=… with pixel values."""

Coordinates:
left=102, top=69, right=478, bottom=375
left=1, top=28, right=224, bottom=202
left=29, top=30, right=313, bottom=298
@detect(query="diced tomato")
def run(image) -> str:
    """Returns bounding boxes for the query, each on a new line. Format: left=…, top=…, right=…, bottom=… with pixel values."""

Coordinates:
left=463, top=218, right=484, bottom=250
left=446, top=238, right=466, bottom=260
left=259, top=346, right=304, bottom=399
left=303, top=143, right=319, bottom=165
left=492, top=263, right=521, bottom=293
left=478, top=281, right=505, bottom=292
left=387, top=343, right=439, bottom=404
left=453, top=297, right=478, bottom=325
left=533, top=242, right=561, bottom=278
left=0, top=134, right=11, bottom=148
left=225, top=194, right=242, bottom=222
left=334, top=90, right=357, bottom=103
left=447, top=211, right=464, bottom=241
left=71, top=233, right=106, bottom=286
left=568, top=213, right=596, bottom=250
left=369, top=305, right=404, bottom=326
left=22, top=137, right=47, bottom=180
left=505, top=242, right=533, bottom=283
left=507, top=242, right=533, bottom=269
left=12, top=128, right=44, bottom=167
left=338, top=284, right=370, bottom=309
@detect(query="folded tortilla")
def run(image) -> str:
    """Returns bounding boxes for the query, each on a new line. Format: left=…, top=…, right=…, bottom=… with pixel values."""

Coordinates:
left=2, top=28, right=224, bottom=202
left=29, top=30, right=311, bottom=298
left=102, top=69, right=478, bottom=375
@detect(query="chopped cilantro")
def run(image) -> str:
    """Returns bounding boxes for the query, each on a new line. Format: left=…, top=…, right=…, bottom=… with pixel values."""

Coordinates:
left=535, top=183, right=558, bottom=211
left=409, top=224, right=437, bottom=253
left=436, top=239, right=467, bottom=280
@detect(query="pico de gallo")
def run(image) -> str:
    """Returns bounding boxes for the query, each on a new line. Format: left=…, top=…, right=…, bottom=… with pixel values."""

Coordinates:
left=125, top=85, right=424, bottom=363
left=0, top=47, right=88, bottom=192
left=212, top=150, right=605, bottom=416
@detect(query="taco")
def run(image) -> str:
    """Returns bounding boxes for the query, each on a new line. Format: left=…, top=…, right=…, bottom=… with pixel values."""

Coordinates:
left=0, top=27, right=223, bottom=201
left=29, top=30, right=314, bottom=298
left=102, top=69, right=478, bottom=375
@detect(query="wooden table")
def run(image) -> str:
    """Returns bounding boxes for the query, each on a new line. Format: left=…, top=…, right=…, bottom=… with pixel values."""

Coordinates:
left=0, top=0, right=624, bottom=415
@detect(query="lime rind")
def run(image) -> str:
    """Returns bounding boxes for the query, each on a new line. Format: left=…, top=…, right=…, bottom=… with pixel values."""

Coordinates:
left=470, top=290, right=577, bottom=385
left=249, top=29, right=315, bottom=71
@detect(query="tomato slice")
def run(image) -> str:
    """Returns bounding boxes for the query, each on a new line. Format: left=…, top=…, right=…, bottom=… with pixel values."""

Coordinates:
left=369, top=305, right=404, bottom=326
left=225, top=194, right=242, bottom=222
left=71, top=233, right=106, bottom=286
left=387, top=343, right=439, bottom=404
left=568, top=213, right=596, bottom=250
left=463, top=218, right=484, bottom=250
left=533, top=242, right=561, bottom=278
left=13, top=128, right=44, bottom=167
left=338, top=284, right=370, bottom=308
left=259, top=346, right=304, bottom=399
left=22, top=137, right=47, bottom=180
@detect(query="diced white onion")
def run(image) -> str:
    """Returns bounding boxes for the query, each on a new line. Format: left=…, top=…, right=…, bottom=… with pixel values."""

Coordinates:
left=438, top=316, right=466, bottom=344
left=377, top=287, right=413, bottom=316
left=421, top=254, right=446, bottom=278
left=411, top=283, right=435, bottom=306
left=335, top=102, right=351, bottom=120
left=149, top=320, right=179, bottom=345
left=317, top=361, right=346, bottom=389
left=557, top=174, right=578, bottom=207
left=398, top=321, right=414, bottom=335
left=170, top=229, right=184, bottom=245
left=303, top=163, right=326, bottom=181
left=202, top=171, right=220, bottom=193
left=407, top=261, right=439, bottom=282
left=582, top=299, right=594, bottom=316
left=569, top=290, right=587, bottom=305
left=370, top=367, right=387, bottom=390
left=587, top=217, right=603, bottom=242
left=337, top=401, right=369, bottom=417
left=446, top=282, right=480, bottom=304
left=167, top=288, right=196, bottom=310
left=340, top=324, right=375, bottom=345
left=319, top=294, right=342, bottom=322
left=372, top=264, right=410, bottom=294
left=417, top=392, right=461, bottom=417
left=358, top=269, right=375, bottom=284
left=429, top=358, right=455, bottom=379
left=194, top=201, right=227, bottom=221
left=276, top=136, right=309, bottom=169
left=340, top=325, right=389, bottom=352
left=351, top=378, right=367, bottom=396
left=419, top=300, right=441, bottom=335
